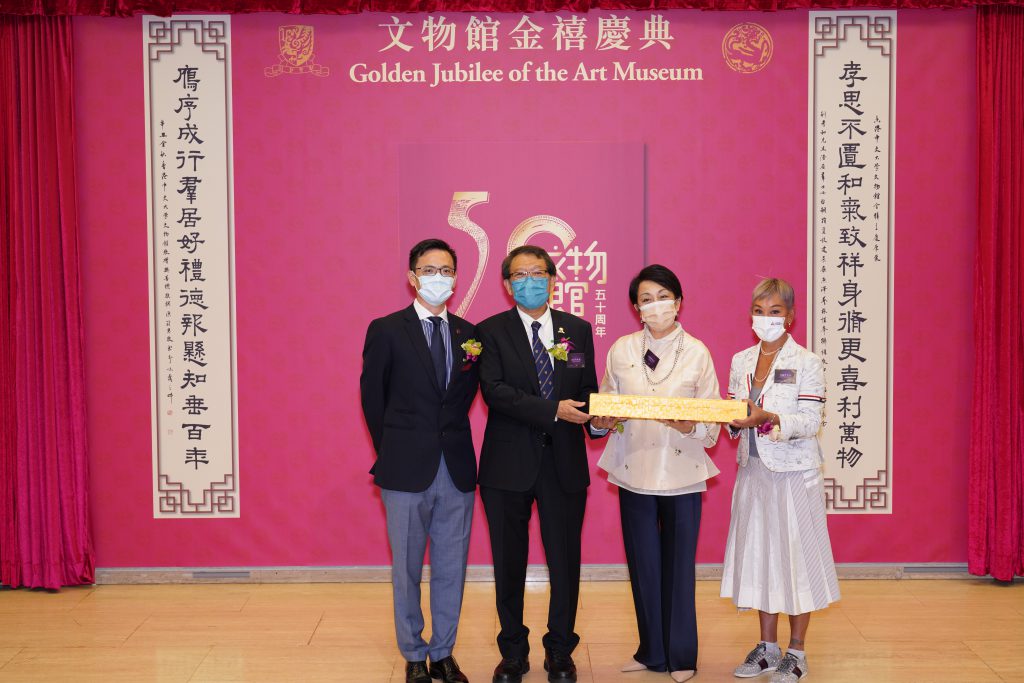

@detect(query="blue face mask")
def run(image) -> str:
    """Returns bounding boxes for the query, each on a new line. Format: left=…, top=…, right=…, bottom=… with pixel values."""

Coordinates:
left=510, top=276, right=550, bottom=310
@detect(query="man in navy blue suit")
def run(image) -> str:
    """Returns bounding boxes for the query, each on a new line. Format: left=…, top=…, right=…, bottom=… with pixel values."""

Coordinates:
left=475, top=245, right=602, bottom=683
left=361, top=239, right=480, bottom=683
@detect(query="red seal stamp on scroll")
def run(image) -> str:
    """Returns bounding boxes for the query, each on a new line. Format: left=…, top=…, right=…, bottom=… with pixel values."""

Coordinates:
left=722, top=23, right=773, bottom=74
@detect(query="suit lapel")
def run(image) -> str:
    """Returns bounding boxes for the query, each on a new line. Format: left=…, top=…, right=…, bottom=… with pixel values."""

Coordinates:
left=551, top=310, right=568, bottom=400
left=504, top=308, right=541, bottom=395
left=402, top=306, right=442, bottom=395
left=742, top=347, right=756, bottom=399
left=445, top=316, right=468, bottom=396
left=758, top=336, right=795, bottom=403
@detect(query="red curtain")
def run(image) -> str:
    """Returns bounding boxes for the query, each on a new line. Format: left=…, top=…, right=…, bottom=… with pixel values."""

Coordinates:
left=0, top=15, right=94, bottom=590
left=970, top=6, right=1024, bottom=581
left=0, top=0, right=1022, bottom=16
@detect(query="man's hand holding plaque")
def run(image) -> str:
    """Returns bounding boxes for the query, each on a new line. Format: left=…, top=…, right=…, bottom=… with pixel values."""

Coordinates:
left=591, top=415, right=628, bottom=432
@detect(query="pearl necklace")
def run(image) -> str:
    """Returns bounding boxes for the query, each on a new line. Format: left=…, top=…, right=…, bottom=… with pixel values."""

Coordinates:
left=754, top=349, right=781, bottom=384
left=641, top=330, right=685, bottom=388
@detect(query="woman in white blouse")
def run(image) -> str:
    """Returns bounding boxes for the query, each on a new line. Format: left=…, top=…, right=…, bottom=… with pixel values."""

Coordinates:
left=720, top=278, right=839, bottom=683
left=591, top=264, right=720, bottom=683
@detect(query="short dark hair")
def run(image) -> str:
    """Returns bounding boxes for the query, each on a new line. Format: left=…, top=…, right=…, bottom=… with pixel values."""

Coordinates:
left=408, top=238, right=457, bottom=272
left=501, top=245, right=557, bottom=281
left=628, top=264, right=682, bottom=305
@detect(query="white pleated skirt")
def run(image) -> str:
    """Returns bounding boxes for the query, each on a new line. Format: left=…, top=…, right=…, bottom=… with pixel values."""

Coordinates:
left=720, top=457, right=841, bottom=615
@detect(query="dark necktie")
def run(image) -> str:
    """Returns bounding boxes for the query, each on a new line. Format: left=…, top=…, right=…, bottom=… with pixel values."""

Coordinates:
left=531, top=321, right=554, bottom=400
left=429, top=316, right=447, bottom=391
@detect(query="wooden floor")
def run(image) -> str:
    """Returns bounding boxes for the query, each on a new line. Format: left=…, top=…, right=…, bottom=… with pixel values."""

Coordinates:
left=0, top=579, right=1022, bottom=682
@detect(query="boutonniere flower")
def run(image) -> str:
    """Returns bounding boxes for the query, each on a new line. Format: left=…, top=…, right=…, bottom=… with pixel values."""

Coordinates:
left=548, top=336, right=574, bottom=362
left=460, top=339, right=482, bottom=370
left=756, top=421, right=781, bottom=441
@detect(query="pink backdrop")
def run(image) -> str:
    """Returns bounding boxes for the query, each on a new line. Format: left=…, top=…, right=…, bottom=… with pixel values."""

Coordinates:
left=74, top=9, right=976, bottom=568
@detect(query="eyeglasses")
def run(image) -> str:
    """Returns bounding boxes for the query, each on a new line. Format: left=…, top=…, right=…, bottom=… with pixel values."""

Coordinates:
left=509, top=270, right=549, bottom=282
left=415, top=266, right=456, bottom=277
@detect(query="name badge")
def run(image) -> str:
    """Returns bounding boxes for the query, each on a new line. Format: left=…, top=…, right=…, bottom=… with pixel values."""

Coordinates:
left=774, top=369, right=797, bottom=384
left=567, top=353, right=586, bottom=369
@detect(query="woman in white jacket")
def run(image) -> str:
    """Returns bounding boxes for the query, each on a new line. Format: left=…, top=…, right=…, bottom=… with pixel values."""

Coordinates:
left=591, top=264, right=720, bottom=683
left=720, top=278, right=840, bottom=683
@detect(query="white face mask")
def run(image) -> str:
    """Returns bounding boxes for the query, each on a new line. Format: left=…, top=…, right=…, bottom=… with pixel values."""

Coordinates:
left=639, top=299, right=678, bottom=333
left=417, top=274, right=454, bottom=307
left=751, top=315, right=786, bottom=343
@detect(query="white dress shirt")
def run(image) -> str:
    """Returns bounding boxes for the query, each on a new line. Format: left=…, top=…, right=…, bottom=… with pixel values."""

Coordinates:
left=596, top=324, right=721, bottom=495
left=515, top=305, right=560, bottom=421
left=515, top=304, right=554, bottom=349
left=413, top=298, right=449, bottom=323
left=413, top=299, right=452, bottom=383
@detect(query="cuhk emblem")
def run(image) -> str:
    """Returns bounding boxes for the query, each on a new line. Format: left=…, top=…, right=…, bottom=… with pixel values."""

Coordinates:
left=281, top=25, right=314, bottom=67
left=265, top=25, right=330, bottom=77
left=722, top=22, right=773, bottom=74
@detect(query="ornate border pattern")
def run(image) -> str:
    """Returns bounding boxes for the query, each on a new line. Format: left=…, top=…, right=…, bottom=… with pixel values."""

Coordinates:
left=823, top=470, right=889, bottom=511
left=814, top=15, right=894, bottom=57
left=158, top=474, right=237, bottom=514
left=148, top=19, right=228, bottom=62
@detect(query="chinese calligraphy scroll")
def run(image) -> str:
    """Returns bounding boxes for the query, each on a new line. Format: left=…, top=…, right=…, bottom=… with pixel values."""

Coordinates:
left=144, top=16, right=239, bottom=518
left=808, top=12, right=895, bottom=514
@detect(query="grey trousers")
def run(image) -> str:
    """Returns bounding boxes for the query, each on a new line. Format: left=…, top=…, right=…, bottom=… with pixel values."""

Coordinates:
left=381, top=458, right=474, bottom=662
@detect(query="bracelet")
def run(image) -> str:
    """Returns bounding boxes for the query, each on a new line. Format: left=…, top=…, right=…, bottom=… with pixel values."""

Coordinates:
left=684, top=423, right=698, bottom=436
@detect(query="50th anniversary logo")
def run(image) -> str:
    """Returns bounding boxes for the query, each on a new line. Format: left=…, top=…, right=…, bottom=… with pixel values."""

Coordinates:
left=264, top=21, right=772, bottom=81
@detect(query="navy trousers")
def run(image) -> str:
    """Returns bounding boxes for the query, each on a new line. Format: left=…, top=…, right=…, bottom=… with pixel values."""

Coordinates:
left=480, top=448, right=587, bottom=660
left=618, top=487, right=702, bottom=672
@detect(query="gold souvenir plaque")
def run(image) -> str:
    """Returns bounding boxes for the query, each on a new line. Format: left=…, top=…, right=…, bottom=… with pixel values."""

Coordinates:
left=589, top=393, right=747, bottom=423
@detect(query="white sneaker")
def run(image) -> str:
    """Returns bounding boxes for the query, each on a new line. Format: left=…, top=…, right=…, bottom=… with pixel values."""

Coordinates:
left=734, top=643, right=781, bottom=678
left=770, top=653, right=808, bottom=682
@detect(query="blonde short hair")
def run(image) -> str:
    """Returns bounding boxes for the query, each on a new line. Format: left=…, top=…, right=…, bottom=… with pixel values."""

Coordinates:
left=752, top=278, right=795, bottom=309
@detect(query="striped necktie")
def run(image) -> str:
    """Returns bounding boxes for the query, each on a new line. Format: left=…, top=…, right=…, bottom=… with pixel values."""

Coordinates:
left=428, top=316, right=447, bottom=390
left=531, top=321, right=554, bottom=400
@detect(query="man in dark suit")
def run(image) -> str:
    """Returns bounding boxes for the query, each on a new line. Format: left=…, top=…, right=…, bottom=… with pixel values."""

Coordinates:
left=476, top=245, right=602, bottom=683
left=360, top=239, right=479, bottom=683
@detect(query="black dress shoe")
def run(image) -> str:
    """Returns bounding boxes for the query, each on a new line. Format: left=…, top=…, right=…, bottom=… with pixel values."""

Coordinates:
left=543, top=650, right=577, bottom=682
left=430, top=655, right=469, bottom=683
left=406, top=660, right=432, bottom=683
left=492, top=657, right=530, bottom=683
